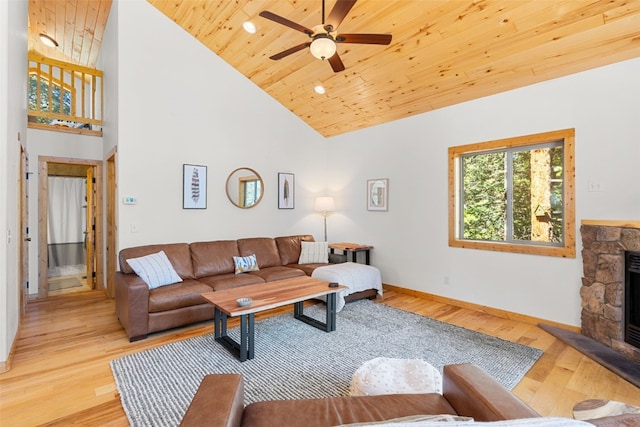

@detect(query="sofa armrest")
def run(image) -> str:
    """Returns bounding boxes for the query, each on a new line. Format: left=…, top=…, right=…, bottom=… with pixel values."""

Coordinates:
left=180, top=374, right=244, bottom=427
left=442, top=364, right=540, bottom=421
left=115, top=271, right=150, bottom=341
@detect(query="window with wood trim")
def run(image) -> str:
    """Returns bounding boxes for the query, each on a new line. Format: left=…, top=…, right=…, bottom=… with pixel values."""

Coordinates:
left=448, top=129, right=575, bottom=258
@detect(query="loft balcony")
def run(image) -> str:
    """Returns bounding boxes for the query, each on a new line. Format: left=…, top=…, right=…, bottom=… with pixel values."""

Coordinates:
left=28, top=53, right=103, bottom=136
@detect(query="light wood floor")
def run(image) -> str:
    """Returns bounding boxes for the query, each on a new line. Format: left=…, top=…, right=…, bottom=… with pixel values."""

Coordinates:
left=1, top=289, right=639, bottom=426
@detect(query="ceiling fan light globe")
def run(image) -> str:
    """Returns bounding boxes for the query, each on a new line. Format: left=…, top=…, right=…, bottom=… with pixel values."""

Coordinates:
left=310, top=37, right=336, bottom=60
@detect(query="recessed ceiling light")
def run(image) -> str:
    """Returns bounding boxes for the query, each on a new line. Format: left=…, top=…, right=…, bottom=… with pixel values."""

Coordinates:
left=243, top=21, right=256, bottom=34
left=314, top=85, right=326, bottom=95
left=39, top=33, right=59, bottom=48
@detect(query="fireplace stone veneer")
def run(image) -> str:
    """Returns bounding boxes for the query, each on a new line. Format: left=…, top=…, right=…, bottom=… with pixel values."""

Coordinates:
left=580, top=220, right=640, bottom=363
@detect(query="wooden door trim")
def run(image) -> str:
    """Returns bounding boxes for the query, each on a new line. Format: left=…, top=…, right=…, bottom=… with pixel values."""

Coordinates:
left=20, top=145, right=29, bottom=314
left=106, top=147, right=117, bottom=298
left=38, top=156, right=104, bottom=298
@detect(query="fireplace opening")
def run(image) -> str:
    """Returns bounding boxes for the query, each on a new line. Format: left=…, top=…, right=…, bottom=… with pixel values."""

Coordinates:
left=625, top=251, right=640, bottom=349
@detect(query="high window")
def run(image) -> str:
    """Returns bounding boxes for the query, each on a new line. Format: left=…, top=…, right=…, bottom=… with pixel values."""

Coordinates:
left=27, top=53, right=103, bottom=134
left=448, top=129, right=575, bottom=258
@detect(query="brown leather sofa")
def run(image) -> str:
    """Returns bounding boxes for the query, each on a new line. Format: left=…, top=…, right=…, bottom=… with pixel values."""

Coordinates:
left=116, top=235, right=377, bottom=342
left=179, top=364, right=640, bottom=427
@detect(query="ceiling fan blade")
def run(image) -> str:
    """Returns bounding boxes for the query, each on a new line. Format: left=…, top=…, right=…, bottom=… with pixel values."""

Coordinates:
left=336, top=33, right=392, bottom=45
left=328, top=52, right=345, bottom=73
left=259, top=11, right=313, bottom=35
left=269, top=42, right=311, bottom=60
left=325, top=0, right=357, bottom=31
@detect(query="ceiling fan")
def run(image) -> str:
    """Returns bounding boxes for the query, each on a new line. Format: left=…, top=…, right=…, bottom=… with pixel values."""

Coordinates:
left=259, top=0, right=392, bottom=73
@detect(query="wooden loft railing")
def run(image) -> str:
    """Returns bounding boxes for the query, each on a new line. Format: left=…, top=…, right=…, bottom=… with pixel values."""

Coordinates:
left=28, top=53, right=103, bottom=136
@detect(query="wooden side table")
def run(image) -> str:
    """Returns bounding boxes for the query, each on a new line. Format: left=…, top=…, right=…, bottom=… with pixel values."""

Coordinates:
left=329, top=243, right=374, bottom=265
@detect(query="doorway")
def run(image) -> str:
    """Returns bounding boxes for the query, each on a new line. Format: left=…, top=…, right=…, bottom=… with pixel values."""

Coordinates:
left=37, top=156, right=104, bottom=298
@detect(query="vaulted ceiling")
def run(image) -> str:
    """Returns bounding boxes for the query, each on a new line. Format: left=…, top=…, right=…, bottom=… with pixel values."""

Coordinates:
left=28, top=0, right=640, bottom=137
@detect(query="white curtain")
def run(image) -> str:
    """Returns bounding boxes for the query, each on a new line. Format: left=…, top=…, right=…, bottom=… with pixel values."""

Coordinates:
left=47, top=177, right=86, bottom=270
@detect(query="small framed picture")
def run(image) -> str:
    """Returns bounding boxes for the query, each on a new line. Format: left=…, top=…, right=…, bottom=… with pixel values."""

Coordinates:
left=278, top=173, right=295, bottom=209
left=183, top=164, right=207, bottom=209
left=367, top=178, right=388, bottom=211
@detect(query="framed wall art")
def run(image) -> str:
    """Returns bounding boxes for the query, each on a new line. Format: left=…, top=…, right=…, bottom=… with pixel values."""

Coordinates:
left=278, top=172, right=295, bottom=209
left=367, top=178, right=388, bottom=211
left=183, top=164, right=207, bottom=209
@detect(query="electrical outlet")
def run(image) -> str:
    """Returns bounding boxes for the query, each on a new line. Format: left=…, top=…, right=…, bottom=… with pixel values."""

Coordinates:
left=444, top=276, right=450, bottom=285
left=130, top=224, right=138, bottom=233
left=588, top=180, right=603, bottom=192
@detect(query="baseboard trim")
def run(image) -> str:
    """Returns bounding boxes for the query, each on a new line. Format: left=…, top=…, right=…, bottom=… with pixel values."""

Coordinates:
left=0, top=322, right=20, bottom=374
left=382, top=283, right=580, bottom=333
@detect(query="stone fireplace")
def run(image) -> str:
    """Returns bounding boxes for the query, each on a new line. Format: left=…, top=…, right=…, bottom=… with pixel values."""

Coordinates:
left=580, top=220, right=640, bottom=363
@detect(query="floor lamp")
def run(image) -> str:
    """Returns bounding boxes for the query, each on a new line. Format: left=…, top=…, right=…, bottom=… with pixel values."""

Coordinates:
left=314, top=196, right=335, bottom=242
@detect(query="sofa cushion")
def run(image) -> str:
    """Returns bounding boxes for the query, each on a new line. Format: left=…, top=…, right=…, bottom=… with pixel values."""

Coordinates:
left=234, top=254, right=260, bottom=274
left=247, top=266, right=306, bottom=282
left=242, top=393, right=458, bottom=427
left=286, top=263, right=329, bottom=276
left=275, top=235, right=315, bottom=265
left=237, top=238, right=282, bottom=268
left=119, top=243, right=195, bottom=279
left=126, top=250, right=183, bottom=289
left=190, top=240, right=239, bottom=278
left=197, top=273, right=265, bottom=291
left=148, top=279, right=215, bottom=313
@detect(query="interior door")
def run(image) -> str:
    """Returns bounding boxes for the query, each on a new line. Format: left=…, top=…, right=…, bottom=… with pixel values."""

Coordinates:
left=85, top=167, right=95, bottom=288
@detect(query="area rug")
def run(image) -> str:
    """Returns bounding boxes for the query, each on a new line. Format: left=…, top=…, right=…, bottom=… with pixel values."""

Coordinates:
left=111, top=300, right=542, bottom=427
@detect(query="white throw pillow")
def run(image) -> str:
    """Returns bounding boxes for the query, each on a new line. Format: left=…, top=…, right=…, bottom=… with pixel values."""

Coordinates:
left=298, top=241, right=329, bottom=264
left=127, top=250, right=182, bottom=289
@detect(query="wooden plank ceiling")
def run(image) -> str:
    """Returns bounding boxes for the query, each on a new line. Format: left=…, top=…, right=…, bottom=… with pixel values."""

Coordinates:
left=28, top=1, right=640, bottom=138
left=27, top=0, right=112, bottom=69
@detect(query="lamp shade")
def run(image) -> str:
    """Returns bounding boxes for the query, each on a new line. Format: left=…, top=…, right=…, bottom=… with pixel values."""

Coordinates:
left=314, top=196, right=335, bottom=212
left=310, top=36, right=336, bottom=60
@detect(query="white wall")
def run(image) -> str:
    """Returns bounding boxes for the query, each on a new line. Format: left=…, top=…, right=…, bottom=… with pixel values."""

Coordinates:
left=26, top=129, right=103, bottom=295
left=326, top=57, right=640, bottom=327
left=113, top=1, right=327, bottom=250
left=0, top=0, right=27, bottom=366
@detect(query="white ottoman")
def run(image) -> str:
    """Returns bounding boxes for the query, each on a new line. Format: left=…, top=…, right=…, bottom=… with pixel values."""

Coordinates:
left=312, top=262, right=383, bottom=312
left=349, top=357, right=442, bottom=396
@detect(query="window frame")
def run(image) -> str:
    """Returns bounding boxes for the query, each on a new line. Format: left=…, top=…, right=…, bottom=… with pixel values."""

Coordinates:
left=448, top=129, right=575, bottom=258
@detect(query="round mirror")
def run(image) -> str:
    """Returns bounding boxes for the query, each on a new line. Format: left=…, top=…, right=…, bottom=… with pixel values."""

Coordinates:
left=226, top=167, right=264, bottom=209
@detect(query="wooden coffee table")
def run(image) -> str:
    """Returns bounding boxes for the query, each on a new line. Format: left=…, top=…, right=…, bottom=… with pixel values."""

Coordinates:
left=200, top=276, right=347, bottom=362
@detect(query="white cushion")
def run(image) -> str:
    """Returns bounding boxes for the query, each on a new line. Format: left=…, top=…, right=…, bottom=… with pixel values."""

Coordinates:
left=334, top=417, right=593, bottom=427
left=233, top=254, right=259, bottom=274
left=126, top=250, right=182, bottom=289
left=333, top=414, right=473, bottom=426
left=350, top=357, right=442, bottom=396
left=298, top=241, right=329, bottom=264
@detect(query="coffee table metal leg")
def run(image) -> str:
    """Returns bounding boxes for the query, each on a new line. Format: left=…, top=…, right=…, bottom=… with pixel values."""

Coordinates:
left=214, top=309, right=255, bottom=362
left=239, top=313, right=255, bottom=362
left=214, top=307, right=227, bottom=338
left=326, top=292, right=337, bottom=332
left=294, top=294, right=338, bottom=332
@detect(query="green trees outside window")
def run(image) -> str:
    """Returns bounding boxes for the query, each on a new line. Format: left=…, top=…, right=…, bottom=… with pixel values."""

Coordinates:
left=28, top=74, right=72, bottom=124
left=449, top=129, right=575, bottom=258
left=461, top=142, right=563, bottom=244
